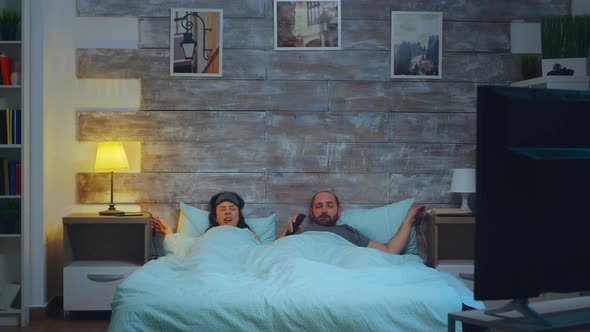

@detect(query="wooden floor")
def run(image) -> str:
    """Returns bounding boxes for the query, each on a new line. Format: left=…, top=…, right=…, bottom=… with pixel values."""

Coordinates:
left=0, top=312, right=110, bottom=332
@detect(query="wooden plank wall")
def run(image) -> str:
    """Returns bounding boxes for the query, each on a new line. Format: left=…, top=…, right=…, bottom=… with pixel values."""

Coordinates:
left=74, top=0, right=570, bottom=251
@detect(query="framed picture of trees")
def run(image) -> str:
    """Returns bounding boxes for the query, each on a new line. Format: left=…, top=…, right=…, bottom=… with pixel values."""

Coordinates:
left=390, top=11, right=442, bottom=79
left=274, top=0, right=341, bottom=50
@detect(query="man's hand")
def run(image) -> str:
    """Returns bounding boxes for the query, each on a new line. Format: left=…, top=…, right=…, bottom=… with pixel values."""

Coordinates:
left=286, top=214, right=306, bottom=234
left=404, top=204, right=426, bottom=226
left=276, top=214, right=305, bottom=239
left=151, top=216, right=172, bottom=235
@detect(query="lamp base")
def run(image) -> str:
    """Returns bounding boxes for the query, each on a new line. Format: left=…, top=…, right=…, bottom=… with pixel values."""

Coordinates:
left=99, top=204, right=125, bottom=216
left=99, top=209, right=125, bottom=216
left=460, top=193, right=472, bottom=213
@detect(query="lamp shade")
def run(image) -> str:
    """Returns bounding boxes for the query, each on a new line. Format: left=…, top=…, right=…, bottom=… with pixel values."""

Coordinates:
left=94, top=142, right=129, bottom=172
left=450, top=168, right=476, bottom=193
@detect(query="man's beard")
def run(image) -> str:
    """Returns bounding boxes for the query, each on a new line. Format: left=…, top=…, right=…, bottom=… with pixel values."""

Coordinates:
left=310, top=213, right=339, bottom=226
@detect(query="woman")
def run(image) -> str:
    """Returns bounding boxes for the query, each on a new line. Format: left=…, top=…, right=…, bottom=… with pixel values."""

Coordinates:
left=152, top=191, right=259, bottom=240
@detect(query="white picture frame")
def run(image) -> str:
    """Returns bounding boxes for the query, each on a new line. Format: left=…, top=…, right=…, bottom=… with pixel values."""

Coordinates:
left=170, top=8, right=223, bottom=77
left=390, top=11, right=443, bottom=79
left=274, top=0, right=341, bottom=51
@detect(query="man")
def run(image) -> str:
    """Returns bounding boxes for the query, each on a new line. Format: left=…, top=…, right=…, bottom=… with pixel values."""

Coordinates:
left=276, top=191, right=425, bottom=255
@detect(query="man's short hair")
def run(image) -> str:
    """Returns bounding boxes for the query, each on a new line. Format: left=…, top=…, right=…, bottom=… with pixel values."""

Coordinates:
left=310, top=191, right=340, bottom=208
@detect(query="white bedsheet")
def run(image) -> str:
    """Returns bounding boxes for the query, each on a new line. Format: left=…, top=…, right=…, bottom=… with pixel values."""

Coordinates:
left=108, top=226, right=481, bottom=331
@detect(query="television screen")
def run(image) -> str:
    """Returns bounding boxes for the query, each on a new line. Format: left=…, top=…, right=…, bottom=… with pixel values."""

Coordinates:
left=475, top=86, right=590, bottom=301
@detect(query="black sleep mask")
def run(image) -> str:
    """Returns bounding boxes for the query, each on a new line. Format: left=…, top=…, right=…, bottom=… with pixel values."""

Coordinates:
left=214, top=192, right=244, bottom=209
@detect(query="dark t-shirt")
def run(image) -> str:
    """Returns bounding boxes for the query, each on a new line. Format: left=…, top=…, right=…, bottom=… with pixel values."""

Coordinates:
left=302, top=224, right=370, bottom=247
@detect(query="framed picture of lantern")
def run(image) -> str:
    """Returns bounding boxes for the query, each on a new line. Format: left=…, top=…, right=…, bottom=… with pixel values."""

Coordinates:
left=170, top=8, right=223, bottom=77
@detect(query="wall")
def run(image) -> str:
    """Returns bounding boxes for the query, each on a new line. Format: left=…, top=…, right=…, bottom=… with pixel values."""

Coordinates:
left=73, top=0, right=568, bottom=227
left=34, top=0, right=571, bottom=306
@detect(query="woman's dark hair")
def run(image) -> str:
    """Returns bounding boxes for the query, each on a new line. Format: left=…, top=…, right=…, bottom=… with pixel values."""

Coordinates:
left=208, top=192, right=251, bottom=230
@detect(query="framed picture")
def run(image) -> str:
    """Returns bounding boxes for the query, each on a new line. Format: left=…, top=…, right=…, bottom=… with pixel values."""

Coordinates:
left=390, top=11, right=442, bottom=79
left=274, top=0, right=341, bottom=50
left=170, top=8, right=223, bottom=77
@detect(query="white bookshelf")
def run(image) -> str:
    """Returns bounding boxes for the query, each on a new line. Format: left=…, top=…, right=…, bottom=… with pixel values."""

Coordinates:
left=0, top=0, right=29, bottom=327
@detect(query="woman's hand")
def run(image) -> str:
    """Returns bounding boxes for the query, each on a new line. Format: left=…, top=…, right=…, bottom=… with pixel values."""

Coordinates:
left=151, top=216, right=173, bottom=236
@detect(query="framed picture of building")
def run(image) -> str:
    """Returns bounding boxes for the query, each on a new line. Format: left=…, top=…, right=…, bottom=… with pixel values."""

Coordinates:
left=274, top=0, right=341, bottom=50
left=170, top=8, right=223, bottom=77
left=391, top=11, right=442, bottom=79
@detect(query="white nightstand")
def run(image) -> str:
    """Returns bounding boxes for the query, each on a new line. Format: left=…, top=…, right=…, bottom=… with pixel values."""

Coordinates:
left=62, top=213, right=150, bottom=313
left=426, top=211, right=475, bottom=289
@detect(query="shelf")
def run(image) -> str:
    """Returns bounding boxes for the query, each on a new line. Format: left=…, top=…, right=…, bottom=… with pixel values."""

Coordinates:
left=0, top=145, right=21, bottom=148
left=0, top=86, right=21, bottom=89
left=0, top=234, right=20, bottom=238
left=0, top=309, right=20, bottom=327
left=0, top=308, right=20, bottom=314
left=512, top=76, right=589, bottom=91
left=511, top=77, right=546, bottom=88
left=0, top=195, right=21, bottom=199
left=0, top=41, right=21, bottom=44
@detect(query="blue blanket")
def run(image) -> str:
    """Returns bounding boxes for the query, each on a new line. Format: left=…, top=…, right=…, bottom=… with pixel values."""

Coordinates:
left=108, top=227, right=478, bottom=331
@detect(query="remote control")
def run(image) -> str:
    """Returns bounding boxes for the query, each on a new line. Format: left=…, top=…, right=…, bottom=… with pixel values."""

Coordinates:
left=289, top=213, right=306, bottom=235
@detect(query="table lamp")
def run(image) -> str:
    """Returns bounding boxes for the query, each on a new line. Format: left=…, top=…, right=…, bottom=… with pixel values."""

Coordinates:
left=450, top=168, right=476, bottom=212
left=94, top=142, right=129, bottom=215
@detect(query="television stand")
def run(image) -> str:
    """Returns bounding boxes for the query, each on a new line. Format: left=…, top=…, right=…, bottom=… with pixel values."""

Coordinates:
left=485, top=298, right=550, bottom=326
left=448, top=296, right=590, bottom=331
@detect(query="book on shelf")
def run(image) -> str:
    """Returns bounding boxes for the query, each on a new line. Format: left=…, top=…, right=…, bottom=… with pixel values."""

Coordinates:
left=2, top=159, right=7, bottom=195
left=0, top=158, right=4, bottom=193
left=0, top=111, right=5, bottom=144
left=15, top=162, right=20, bottom=195
left=8, top=160, right=16, bottom=195
left=0, top=159, right=20, bottom=196
left=14, top=109, right=20, bottom=144
left=0, top=53, right=11, bottom=85
left=5, top=108, right=9, bottom=144
left=0, top=108, right=21, bottom=144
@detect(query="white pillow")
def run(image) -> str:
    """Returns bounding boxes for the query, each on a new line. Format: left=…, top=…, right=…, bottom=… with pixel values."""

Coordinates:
left=337, top=198, right=418, bottom=255
left=176, top=201, right=276, bottom=244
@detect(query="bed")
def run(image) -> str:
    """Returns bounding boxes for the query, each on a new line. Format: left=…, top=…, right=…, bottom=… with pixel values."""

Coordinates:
left=107, top=200, right=482, bottom=331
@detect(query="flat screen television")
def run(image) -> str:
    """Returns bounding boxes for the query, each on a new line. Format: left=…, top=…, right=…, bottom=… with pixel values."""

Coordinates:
left=475, top=86, right=590, bottom=323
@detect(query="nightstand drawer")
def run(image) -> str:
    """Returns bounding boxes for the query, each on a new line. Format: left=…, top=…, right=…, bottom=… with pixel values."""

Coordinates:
left=63, top=262, right=140, bottom=310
